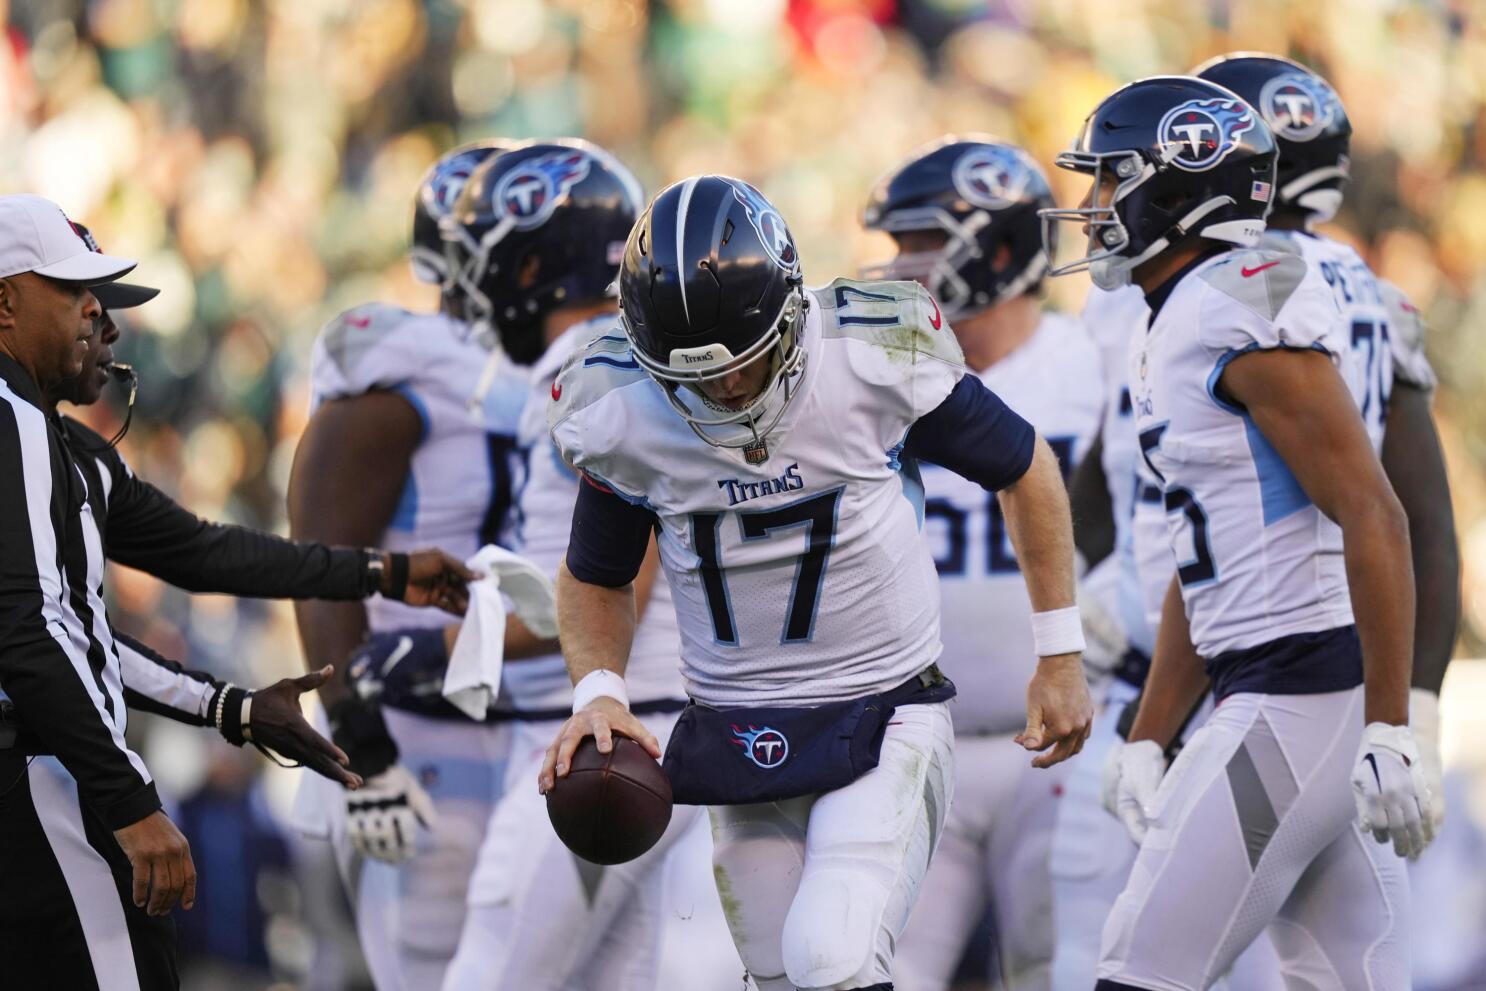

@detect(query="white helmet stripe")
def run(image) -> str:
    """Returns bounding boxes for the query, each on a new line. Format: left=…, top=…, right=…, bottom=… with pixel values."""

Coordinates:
left=674, top=177, right=700, bottom=327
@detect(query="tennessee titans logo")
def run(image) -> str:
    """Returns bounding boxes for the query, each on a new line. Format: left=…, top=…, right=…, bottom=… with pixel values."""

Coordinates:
left=729, top=181, right=799, bottom=274
left=951, top=146, right=1031, bottom=210
left=1258, top=72, right=1341, bottom=142
left=1157, top=98, right=1256, bottom=172
left=425, top=152, right=487, bottom=217
left=494, top=150, right=592, bottom=229
left=731, top=724, right=789, bottom=769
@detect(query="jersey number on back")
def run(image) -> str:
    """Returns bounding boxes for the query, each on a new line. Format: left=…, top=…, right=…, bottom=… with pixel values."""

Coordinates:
left=692, top=487, right=844, bottom=645
left=926, top=437, right=1074, bottom=576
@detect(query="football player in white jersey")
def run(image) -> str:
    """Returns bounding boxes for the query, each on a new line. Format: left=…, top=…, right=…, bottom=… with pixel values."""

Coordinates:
left=1043, top=76, right=1433, bottom=990
left=858, top=137, right=1104, bottom=991
left=536, top=174, right=1093, bottom=991
left=428, top=141, right=732, bottom=990
left=1195, top=54, right=1460, bottom=840
left=289, top=139, right=535, bottom=991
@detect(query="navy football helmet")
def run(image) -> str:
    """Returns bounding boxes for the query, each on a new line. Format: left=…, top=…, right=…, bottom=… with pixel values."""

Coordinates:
left=442, top=139, right=643, bottom=364
left=1042, top=75, right=1278, bottom=290
left=411, top=139, right=515, bottom=287
left=618, top=175, right=807, bottom=450
left=1194, top=53, right=1352, bottom=223
left=862, top=136, right=1054, bottom=318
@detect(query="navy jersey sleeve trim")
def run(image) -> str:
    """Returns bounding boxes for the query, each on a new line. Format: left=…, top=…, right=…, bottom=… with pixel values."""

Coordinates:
left=565, top=473, right=658, bottom=588
left=904, top=375, right=1036, bottom=491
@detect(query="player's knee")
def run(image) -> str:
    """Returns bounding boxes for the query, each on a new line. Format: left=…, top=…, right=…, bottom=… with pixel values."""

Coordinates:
left=780, top=871, right=882, bottom=989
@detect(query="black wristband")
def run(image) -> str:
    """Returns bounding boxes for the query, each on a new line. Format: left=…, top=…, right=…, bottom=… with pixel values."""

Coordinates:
left=217, top=685, right=250, bottom=747
left=328, top=696, right=399, bottom=778
left=387, top=552, right=410, bottom=600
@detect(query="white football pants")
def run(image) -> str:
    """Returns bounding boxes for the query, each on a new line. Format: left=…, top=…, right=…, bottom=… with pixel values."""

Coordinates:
left=710, top=702, right=956, bottom=991
left=1097, top=687, right=1410, bottom=991
left=895, top=732, right=1067, bottom=991
left=295, top=708, right=514, bottom=991
left=1050, top=681, right=1283, bottom=991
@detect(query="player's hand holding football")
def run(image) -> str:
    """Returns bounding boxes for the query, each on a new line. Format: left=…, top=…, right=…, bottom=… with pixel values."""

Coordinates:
left=1351, top=721, right=1435, bottom=860
left=539, top=696, right=661, bottom=794
left=381, top=548, right=478, bottom=615
left=1015, top=651, right=1094, bottom=768
left=249, top=665, right=363, bottom=789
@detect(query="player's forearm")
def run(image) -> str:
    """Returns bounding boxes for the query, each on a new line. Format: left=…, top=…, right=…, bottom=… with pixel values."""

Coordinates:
left=1338, top=488, right=1415, bottom=726
left=1382, top=385, right=1460, bottom=694
left=998, top=438, right=1077, bottom=611
left=1129, top=576, right=1209, bottom=748
left=556, top=561, right=637, bottom=684
left=291, top=600, right=366, bottom=709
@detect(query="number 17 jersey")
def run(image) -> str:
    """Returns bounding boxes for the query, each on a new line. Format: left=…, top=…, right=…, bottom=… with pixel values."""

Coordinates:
left=550, top=279, right=975, bottom=708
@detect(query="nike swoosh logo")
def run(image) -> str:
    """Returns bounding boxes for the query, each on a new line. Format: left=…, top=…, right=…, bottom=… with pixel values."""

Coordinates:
left=347, top=315, right=372, bottom=329
left=1241, top=261, right=1281, bottom=278
left=927, top=296, right=943, bottom=330
left=1364, top=753, right=1382, bottom=789
left=551, top=380, right=562, bottom=401
left=379, top=636, right=415, bottom=678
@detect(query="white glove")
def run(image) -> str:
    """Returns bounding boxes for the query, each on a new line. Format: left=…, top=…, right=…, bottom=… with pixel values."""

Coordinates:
left=1114, top=740, right=1166, bottom=844
left=1410, top=687, right=1446, bottom=837
left=345, top=765, right=438, bottom=864
left=1351, top=722, right=1434, bottom=860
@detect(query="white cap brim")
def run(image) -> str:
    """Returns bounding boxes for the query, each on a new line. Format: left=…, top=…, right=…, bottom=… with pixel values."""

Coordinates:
left=31, top=249, right=136, bottom=284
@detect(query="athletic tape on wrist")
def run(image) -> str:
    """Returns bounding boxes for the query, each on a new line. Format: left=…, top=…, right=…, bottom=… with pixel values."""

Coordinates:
left=1031, top=605, right=1086, bottom=657
left=572, top=669, right=629, bottom=714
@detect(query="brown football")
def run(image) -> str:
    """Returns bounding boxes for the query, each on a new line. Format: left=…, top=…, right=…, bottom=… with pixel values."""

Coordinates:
left=545, top=734, right=673, bottom=865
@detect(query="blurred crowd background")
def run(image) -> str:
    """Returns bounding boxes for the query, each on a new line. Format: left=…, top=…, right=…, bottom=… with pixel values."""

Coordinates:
left=3, top=0, right=1484, bottom=987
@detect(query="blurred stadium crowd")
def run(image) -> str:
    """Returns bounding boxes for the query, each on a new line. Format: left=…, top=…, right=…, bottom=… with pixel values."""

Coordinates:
left=2, top=0, right=1484, bottom=987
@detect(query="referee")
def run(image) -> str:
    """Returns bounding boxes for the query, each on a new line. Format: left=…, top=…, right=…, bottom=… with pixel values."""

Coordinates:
left=0, top=194, right=194, bottom=988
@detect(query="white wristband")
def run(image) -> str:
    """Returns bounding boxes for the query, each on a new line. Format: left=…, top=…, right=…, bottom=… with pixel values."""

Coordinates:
left=572, top=670, right=629, bottom=714
left=1031, top=606, right=1086, bottom=657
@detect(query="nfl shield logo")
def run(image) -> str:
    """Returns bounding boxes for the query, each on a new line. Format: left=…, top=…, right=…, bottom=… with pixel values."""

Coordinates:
left=744, top=439, right=769, bottom=465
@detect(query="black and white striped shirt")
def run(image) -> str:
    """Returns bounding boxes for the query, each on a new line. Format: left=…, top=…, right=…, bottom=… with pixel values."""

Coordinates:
left=0, top=353, right=159, bottom=828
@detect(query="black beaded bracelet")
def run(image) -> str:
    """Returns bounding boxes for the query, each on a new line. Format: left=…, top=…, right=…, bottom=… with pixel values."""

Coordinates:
left=216, top=685, right=250, bottom=747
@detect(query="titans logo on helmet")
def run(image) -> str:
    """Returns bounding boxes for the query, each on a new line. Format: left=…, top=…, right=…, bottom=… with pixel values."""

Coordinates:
left=425, top=153, right=486, bottom=216
left=731, top=724, right=789, bottom=769
left=951, top=145, right=1031, bottom=210
left=728, top=180, right=799, bottom=275
left=493, top=149, right=593, bottom=229
left=1258, top=72, right=1341, bottom=142
left=1157, top=97, right=1256, bottom=172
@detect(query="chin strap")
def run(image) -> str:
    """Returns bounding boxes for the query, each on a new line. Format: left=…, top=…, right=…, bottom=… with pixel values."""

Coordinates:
left=103, top=363, right=138, bottom=446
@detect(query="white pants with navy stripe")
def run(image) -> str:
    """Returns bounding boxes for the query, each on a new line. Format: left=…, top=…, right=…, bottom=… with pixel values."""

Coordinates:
left=0, top=755, right=176, bottom=991
left=1097, top=687, right=1409, bottom=991
left=709, top=702, right=955, bottom=991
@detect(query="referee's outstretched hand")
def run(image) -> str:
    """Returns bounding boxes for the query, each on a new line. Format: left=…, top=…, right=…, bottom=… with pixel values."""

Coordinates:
left=114, top=811, right=195, bottom=917
left=250, top=666, right=364, bottom=789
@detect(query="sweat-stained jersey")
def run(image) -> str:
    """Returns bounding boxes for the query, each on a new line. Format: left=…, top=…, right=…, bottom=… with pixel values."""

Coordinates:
left=308, top=303, right=528, bottom=632
left=1082, top=286, right=1167, bottom=646
left=502, top=316, right=685, bottom=711
left=1128, top=249, right=1354, bottom=682
left=550, top=279, right=973, bottom=707
left=922, top=312, right=1102, bottom=734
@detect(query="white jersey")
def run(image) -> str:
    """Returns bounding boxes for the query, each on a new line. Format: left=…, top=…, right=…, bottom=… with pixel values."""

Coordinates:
left=923, top=312, right=1102, bottom=733
left=1128, top=248, right=1353, bottom=666
left=504, top=316, right=685, bottom=710
left=1264, top=230, right=1393, bottom=452
left=1379, top=279, right=1437, bottom=391
left=1082, top=287, right=1166, bottom=650
left=551, top=279, right=977, bottom=708
left=308, top=302, right=528, bottom=632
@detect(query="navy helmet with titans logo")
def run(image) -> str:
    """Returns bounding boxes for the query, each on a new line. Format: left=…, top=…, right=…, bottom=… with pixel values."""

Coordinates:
left=1194, top=53, right=1353, bottom=224
left=443, top=139, right=643, bottom=364
left=1041, top=75, right=1278, bottom=290
left=618, top=175, right=807, bottom=450
left=863, top=136, right=1055, bottom=319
